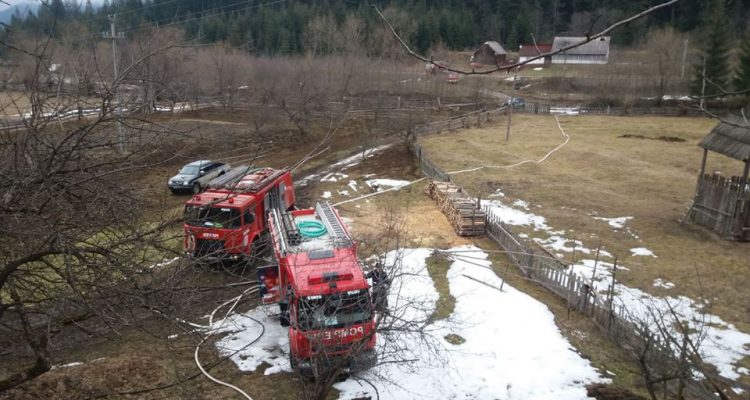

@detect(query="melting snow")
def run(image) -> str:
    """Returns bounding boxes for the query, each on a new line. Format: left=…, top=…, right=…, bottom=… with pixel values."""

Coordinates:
left=485, top=196, right=750, bottom=381
left=593, top=216, right=633, bottom=229
left=215, top=247, right=606, bottom=398
left=366, top=179, right=410, bottom=191
left=348, top=180, right=359, bottom=192
left=630, top=247, right=656, bottom=257
left=653, top=279, right=675, bottom=289
left=321, top=191, right=331, bottom=199
left=213, top=307, right=291, bottom=375
left=335, top=246, right=606, bottom=399
left=512, top=199, right=530, bottom=209
left=482, top=200, right=550, bottom=231
left=535, top=236, right=591, bottom=254
left=321, top=173, right=349, bottom=182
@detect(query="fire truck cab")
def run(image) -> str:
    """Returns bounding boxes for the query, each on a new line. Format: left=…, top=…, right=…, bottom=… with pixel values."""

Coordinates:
left=183, top=167, right=295, bottom=263
left=260, top=202, right=377, bottom=376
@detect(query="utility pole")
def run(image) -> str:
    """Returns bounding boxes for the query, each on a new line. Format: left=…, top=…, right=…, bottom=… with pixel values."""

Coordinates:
left=103, top=14, right=125, bottom=153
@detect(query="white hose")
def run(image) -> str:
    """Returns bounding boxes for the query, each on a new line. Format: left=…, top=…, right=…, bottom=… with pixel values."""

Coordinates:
left=448, top=114, right=570, bottom=175
left=194, top=287, right=259, bottom=400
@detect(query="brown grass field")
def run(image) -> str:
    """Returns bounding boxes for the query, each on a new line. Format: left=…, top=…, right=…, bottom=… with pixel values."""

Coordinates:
left=419, top=114, right=750, bottom=335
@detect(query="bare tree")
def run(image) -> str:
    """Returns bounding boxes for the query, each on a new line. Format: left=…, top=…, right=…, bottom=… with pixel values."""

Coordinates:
left=0, top=27, right=210, bottom=394
left=643, top=27, right=686, bottom=106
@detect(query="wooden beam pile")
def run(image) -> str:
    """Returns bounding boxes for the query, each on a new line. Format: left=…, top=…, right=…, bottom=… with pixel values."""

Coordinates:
left=425, top=180, right=486, bottom=236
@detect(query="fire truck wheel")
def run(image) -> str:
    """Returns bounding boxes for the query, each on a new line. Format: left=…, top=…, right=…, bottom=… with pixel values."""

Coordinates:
left=191, top=182, right=201, bottom=194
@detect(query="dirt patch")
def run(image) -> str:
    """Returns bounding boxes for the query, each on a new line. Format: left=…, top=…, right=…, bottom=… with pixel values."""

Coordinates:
left=425, top=254, right=455, bottom=322
left=619, top=133, right=686, bottom=142
left=586, top=384, right=647, bottom=400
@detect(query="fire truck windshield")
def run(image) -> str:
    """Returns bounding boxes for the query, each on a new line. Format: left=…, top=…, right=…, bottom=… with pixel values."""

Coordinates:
left=184, top=205, right=241, bottom=229
left=298, top=290, right=372, bottom=330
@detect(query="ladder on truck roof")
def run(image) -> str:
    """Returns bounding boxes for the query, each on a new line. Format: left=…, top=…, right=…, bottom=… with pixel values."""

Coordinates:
left=207, top=166, right=287, bottom=192
left=316, top=201, right=352, bottom=248
left=207, top=165, right=252, bottom=188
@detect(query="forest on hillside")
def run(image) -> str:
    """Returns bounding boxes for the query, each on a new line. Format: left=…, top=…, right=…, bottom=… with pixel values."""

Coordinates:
left=2, top=0, right=749, bottom=56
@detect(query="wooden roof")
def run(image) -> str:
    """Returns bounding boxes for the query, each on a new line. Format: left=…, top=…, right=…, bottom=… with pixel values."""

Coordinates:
left=477, top=41, right=506, bottom=55
left=699, top=118, right=750, bottom=161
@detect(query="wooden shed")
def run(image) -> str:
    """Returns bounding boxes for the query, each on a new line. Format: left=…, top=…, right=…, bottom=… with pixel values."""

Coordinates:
left=688, top=118, right=750, bottom=240
left=470, top=41, right=508, bottom=66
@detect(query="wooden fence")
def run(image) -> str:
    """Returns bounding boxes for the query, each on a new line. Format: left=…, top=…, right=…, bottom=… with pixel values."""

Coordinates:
left=413, top=106, right=507, bottom=135
left=689, top=173, right=750, bottom=240
left=516, top=102, right=705, bottom=117
left=406, top=107, right=507, bottom=182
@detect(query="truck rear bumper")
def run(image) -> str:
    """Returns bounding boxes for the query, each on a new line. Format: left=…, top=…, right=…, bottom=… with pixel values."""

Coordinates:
left=187, top=252, right=245, bottom=263
left=294, top=349, right=377, bottom=378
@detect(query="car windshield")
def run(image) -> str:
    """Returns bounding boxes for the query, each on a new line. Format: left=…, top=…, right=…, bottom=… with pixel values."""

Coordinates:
left=179, top=165, right=199, bottom=175
left=184, top=205, right=241, bottom=228
left=298, top=290, right=371, bottom=331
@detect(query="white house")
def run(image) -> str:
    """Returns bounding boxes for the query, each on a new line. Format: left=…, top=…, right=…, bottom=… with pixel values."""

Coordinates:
left=551, top=36, right=610, bottom=65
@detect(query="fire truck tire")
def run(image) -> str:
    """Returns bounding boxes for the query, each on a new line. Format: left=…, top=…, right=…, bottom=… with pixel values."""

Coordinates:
left=191, top=182, right=201, bottom=194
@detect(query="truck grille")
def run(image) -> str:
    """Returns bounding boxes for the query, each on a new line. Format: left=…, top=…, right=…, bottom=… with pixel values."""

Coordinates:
left=195, top=239, right=224, bottom=258
left=312, top=342, right=354, bottom=355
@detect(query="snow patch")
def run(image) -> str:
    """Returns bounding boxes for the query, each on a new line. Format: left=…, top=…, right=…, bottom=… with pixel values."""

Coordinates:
left=482, top=200, right=550, bottom=231
left=630, top=247, right=656, bottom=257
left=213, top=306, right=291, bottom=374
left=653, top=279, right=675, bottom=289
left=348, top=180, right=359, bottom=192
left=336, top=247, right=606, bottom=399
left=321, top=191, right=331, bottom=199
left=512, top=199, right=530, bottom=209
left=594, top=216, right=633, bottom=229
left=366, top=179, right=410, bottom=191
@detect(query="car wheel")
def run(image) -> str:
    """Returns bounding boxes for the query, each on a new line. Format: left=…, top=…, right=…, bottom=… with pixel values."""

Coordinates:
left=192, top=182, right=201, bottom=194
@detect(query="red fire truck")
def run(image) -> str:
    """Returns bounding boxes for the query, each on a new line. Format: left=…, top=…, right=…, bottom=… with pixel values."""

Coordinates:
left=183, top=166, right=295, bottom=262
left=259, top=202, right=377, bottom=376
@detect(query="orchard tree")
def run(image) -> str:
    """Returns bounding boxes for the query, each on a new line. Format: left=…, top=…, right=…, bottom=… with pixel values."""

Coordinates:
left=644, top=26, right=685, bottom=106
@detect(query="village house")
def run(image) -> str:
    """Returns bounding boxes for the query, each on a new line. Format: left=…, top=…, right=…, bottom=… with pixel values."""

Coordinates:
left=470, top=41, right=508, bottom=66
left=518, top=43, right=552, bottom=65
left=551, top=36, right=610, bottom=64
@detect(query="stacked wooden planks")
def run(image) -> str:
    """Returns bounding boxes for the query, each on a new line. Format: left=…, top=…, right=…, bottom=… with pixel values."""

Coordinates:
left=425, top=180, right=486, bottom=236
